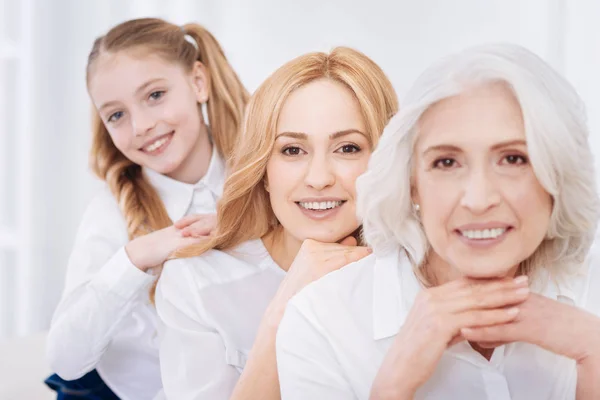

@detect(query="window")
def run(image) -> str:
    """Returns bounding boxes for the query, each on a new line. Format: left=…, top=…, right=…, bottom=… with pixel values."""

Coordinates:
left=0, top=0, right=34, bottom=339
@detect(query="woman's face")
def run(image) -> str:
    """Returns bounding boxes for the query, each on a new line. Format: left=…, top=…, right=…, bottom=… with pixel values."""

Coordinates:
left=89, top=52, right=209, bottom=182
left=265, top=78, right=372, bottom=244
left=413, top=83, right=553, bottom=279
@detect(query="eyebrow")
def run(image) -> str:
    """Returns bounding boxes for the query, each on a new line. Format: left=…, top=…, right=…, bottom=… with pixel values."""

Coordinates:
left=422, top=139, right=527, bottom=155
left=275, top=129, right=367, bottom=140
left=98, top=78, right=166, bottom=113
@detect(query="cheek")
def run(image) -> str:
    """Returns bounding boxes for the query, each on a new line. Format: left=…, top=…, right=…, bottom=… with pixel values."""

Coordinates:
left=338, top=156, right=371, bottom=197
left=265, top=159, right=296, bottom=203
left=509, top=177, right=553, bottom=227
left=107, top=127, right=132, bottom=152
left=416, top=175, right=456, bottom=241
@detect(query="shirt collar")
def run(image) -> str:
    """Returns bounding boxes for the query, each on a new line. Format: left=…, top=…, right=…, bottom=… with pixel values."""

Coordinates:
left=142, top=149, right=226, bottom=222
left=372, top=246, right=422, bottom=340
left=371, top=246, right=584, bottom=341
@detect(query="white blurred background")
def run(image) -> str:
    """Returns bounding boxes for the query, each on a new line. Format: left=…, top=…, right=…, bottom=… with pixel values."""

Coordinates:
left=1, top=0, right=599, bottom=340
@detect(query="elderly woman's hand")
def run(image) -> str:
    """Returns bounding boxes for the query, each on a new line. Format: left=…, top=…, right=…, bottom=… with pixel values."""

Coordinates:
left=461, top=293, right=600, bottom=363
left=370, top=276, right=530, bottom=399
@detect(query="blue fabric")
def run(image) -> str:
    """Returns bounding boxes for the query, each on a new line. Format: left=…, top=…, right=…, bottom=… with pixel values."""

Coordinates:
left=44, top=370, right=120, bottom=400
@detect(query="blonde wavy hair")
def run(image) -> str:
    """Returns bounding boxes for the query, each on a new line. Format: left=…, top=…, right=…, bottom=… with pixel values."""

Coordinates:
left=86, top=18, right=249, bottom=300
left=177, top=47, right=399, bottom=258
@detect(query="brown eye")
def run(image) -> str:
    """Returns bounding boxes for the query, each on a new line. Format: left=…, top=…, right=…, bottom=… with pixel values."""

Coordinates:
left=337, top=144, right=361, bottom=153
left=282, top=146, right=303, bottom=156
left=433, top=158, right=456, bottom=169
left=504, top=154, right=528, bottom=165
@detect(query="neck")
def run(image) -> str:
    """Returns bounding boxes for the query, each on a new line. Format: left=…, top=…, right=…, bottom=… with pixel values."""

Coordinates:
left=167, top=124, right=213, bottom=184
left=262, top=225, right=303, bottom=272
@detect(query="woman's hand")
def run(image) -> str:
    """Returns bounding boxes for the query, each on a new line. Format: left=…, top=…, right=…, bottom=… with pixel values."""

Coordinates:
left=370, top=276, right=530, bottom=400
left=461, top=293, right=600, bottom=363
left=269, top=237, right=371, bottom=322
left=125, top=214, right=216, bottom=272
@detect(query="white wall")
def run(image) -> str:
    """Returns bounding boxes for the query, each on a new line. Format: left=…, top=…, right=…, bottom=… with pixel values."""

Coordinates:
left=6, top=0, right=600, bottom=336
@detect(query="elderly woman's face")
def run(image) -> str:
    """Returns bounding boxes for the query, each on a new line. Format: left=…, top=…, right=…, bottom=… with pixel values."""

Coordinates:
left=412, top=83, right=553, bottom=278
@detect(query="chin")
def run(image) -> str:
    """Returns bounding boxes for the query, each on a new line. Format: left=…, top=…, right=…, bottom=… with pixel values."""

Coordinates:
left=301, top=229, right=355, bottom=244
left=457, top=262, right=515, bottom=279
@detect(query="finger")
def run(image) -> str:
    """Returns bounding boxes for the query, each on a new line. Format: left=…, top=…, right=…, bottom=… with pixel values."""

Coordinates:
left=450, top=284, right=529, bottom=312
left=454, top=307, right=521, bottom=331
left=340, top=246, right=372, bottom=267
left=448, top=333, right=466, bottom=347
left=339, top=236, right=358, bottom=246
left=174, top=214, right=207, bottom=229
left=439, top=276, right=529, bottom=312
left=460, top=322, right=520, bottom=344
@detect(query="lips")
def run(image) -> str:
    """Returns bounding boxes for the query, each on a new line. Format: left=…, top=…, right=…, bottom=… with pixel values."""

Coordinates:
left=297, top=200, right=344, bottom=211
left=139, top=131, right=174, bottom=155
left=459, top=227, right=507, bottom=240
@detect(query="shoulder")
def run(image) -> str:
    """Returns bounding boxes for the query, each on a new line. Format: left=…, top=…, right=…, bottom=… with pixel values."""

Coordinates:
left=161, top=239, right=273, bottom=293
left=288, top=253, right=378, bottom=320
left=72, top=185, right=127, bottom=244
left=80, top=186, right=125, bottom=230
left=581, top=242, right=600, bottom=315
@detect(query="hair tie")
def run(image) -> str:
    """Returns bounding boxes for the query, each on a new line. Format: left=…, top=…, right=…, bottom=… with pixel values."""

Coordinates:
left=181, top=27, right=199, bottom=50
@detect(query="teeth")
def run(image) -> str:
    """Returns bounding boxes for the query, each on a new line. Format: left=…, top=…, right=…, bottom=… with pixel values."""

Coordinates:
left=144, top=136, right=169, bottom=152
left=461, top=228, right=506, bottom=240
left=298, top=201, right=343, bottom=210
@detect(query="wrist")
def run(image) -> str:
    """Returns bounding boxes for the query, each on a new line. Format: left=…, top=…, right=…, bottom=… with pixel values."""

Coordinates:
left=262, top=298, right=287, bottom=330
left=124, top=240, right=150, bottom=272
left=370, top=380, right=415, bottom=400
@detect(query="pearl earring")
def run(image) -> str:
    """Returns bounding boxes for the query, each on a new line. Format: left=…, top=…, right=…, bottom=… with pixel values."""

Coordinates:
left=201, top=101, right=210, bottom=128
left=413, top=203, right=420, bottom=212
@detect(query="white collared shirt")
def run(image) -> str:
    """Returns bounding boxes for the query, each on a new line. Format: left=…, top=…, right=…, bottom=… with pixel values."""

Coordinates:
left=155, top=238, right=285, bottom=400
left=47, top=150, right=225, bottom=400
left=276, top=246, right=600, bottom=400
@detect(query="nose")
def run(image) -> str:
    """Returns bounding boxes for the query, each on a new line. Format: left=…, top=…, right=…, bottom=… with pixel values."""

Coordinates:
left=131, top=108, right=157, bottom=137
left=304, top=153, right=335, bottom=190
left=460, top=166, right=501, bottom=214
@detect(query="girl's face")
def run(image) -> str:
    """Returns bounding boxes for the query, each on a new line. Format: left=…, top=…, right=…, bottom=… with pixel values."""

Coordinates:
left=89, top=52, right=210, bottom=183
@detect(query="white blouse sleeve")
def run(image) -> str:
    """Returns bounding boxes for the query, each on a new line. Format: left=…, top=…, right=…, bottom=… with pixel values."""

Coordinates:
left=46, top=188, right=156, bottom=380
left=276, top=297, right=357, bottom=400
left=155, top=260, right=240, bottom=400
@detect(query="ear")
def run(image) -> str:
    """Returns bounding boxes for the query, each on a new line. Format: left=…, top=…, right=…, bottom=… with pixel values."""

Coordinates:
left=191, top=61, right=210, bottom=103
left=410, top=181, right=420, bottom=207
left=263, top=178, right=270, bottom=193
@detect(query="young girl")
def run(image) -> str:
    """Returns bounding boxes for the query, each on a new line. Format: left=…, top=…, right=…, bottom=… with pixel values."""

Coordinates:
left=155, top=47, right=398, bottom=399
left=45, top=18, right=248, bottom=400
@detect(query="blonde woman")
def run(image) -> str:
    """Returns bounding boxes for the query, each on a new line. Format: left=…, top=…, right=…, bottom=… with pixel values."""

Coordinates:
left=155, top=47, right=398, bottom=399
left=46, top=18, right=248, bottom=400
left=276, top=44, right=600, bottom=399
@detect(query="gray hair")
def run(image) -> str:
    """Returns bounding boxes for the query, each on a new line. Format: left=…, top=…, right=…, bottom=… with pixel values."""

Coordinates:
left=357, top=43, right=600, bottom=278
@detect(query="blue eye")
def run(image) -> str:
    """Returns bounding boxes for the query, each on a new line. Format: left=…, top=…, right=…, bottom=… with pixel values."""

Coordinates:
left=108, top=111, right=124, bottom=123
left=149, top=91, right=165, bottom=101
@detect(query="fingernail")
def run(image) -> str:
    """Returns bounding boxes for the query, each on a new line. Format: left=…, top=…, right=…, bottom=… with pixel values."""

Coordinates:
left=514, top=275, right=528, bottom=285
left=506, top=307, right=520, bottom=315
left=367, top=248, right=373, bottom=254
